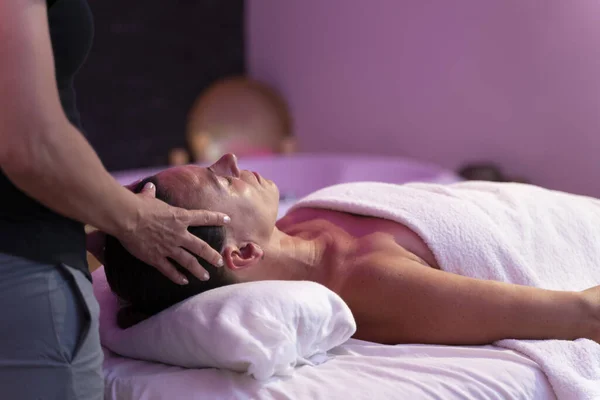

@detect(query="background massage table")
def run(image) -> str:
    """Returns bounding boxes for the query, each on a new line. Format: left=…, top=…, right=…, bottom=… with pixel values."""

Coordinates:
left=102, top=154, right=555, bottom=399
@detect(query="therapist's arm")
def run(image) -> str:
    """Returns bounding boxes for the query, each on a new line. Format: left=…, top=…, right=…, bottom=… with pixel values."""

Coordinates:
left=0, top=0, right=228, bottom=284
left=85, top=180, right=143, bottom=266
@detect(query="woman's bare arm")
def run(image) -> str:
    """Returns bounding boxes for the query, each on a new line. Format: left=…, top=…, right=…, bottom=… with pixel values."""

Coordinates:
left=345, top=255, right=593, bottom=345
left=0, top=0, right=227, bottom=283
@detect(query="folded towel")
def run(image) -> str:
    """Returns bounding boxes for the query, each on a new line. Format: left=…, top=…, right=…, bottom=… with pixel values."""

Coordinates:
left=291, top=181, right=600, bottom=399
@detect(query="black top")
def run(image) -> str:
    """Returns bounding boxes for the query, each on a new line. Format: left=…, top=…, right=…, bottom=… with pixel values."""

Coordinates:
left=0, top=0, right=94, bottom=278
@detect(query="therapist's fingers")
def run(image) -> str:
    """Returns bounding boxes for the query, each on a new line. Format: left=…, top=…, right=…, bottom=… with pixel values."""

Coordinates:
left=154, top=258, right=189, bottom=286
left=184, top=208, right=231, bottom=227
left=137, top=182, right=157, bottom=197
left=181, top=231, right=224, bottom=269
left=171, top=247, right=210, bottom=281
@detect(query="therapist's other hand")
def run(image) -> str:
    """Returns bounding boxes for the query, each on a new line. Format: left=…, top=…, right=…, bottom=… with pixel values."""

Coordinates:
left=117, top=182, right=230, bottom=285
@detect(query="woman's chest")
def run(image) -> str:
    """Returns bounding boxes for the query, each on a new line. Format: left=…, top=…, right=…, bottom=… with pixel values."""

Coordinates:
left=278, top=208, right=439, bottom=269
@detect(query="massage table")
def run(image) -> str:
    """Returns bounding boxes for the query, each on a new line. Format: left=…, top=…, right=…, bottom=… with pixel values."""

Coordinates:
left=103, top=341, right=554, bottom=399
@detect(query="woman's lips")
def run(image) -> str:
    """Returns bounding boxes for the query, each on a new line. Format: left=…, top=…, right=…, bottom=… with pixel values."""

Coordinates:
left=252, top=171, right=261, bottom=183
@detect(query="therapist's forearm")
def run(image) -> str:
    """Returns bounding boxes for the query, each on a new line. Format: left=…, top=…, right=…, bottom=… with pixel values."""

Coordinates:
left=1, top=120, right=140, bottom=237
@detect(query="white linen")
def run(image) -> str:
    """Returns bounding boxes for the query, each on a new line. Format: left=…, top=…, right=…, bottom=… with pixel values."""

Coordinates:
left=94, top=267, right=356, bottom=380
left=103, top=339, right=555, bottom=400
left=290, top=181, right=600, bottom=400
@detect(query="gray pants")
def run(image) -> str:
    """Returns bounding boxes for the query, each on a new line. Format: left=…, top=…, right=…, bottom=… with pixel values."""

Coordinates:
left=0, top=253, right=104, bottom=400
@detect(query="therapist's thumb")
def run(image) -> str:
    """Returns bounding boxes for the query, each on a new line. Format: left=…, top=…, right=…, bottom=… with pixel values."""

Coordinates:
left=138, top=182, right=156, bottom=198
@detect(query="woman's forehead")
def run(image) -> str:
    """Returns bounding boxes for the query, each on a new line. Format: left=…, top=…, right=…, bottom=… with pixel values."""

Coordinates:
left=156, top=165, right=212, bottom=207
left=158, top=165, right=206, bottom=185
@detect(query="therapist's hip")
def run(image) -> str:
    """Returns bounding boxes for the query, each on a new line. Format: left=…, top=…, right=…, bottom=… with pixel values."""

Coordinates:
left=0, top=253, right=104, bottom=400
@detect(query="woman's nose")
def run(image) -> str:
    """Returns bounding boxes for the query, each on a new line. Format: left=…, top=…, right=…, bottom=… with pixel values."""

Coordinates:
left=218, top=153, right=240, bottom=177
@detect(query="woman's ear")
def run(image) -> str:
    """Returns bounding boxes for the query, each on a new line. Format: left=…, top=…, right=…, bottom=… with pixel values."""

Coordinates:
left=222, top=243, right=264, bottom=270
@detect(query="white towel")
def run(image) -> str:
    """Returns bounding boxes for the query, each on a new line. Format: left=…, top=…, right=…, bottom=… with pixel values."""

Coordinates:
left=290, top=181, right=600, bottom=400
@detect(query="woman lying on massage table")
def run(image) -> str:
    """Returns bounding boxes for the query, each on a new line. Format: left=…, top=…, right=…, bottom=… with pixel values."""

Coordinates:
left=102, top=153, right=600, bottom=346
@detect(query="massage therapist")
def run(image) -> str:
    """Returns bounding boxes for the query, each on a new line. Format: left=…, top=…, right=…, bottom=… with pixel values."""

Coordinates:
left=0, top=1, right=229, bottom=398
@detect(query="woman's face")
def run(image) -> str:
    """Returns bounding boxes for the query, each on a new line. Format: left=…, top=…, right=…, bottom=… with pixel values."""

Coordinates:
left=156, top=154, right=280, bottom=243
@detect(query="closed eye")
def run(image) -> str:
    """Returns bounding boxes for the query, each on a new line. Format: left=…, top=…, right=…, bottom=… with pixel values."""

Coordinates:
left=208, top=167, right=233, bottom=187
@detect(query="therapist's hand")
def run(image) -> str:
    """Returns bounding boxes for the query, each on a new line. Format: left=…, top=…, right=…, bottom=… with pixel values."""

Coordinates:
left=116, top=182, right=230, bottom=285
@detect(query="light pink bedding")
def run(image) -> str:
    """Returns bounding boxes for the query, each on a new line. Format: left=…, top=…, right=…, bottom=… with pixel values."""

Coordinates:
left=104, top=340, right=554, bottom=400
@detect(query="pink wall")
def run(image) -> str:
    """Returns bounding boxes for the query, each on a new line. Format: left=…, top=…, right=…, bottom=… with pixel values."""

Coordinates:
left=246, top=0, right=600, bottom=196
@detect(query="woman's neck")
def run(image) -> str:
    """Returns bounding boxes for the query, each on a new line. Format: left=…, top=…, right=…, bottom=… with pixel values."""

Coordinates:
left=254, top=228, right=334, bottom=282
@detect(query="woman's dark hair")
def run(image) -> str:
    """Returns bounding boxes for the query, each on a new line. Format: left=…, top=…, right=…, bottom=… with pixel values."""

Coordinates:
left=104, top=176, right=231, bottom=328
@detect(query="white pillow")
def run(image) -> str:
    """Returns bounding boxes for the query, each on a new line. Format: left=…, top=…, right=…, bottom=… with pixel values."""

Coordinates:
left=92, top=267, right=356, bottom=380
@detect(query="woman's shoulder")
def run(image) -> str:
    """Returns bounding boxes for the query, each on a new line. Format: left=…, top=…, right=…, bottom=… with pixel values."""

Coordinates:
left=276, top=207, right=329, bottom=230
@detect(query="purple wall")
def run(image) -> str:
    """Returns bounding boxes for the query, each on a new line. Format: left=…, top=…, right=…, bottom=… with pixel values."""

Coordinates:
left=246, top=0, right=600, bottom=196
